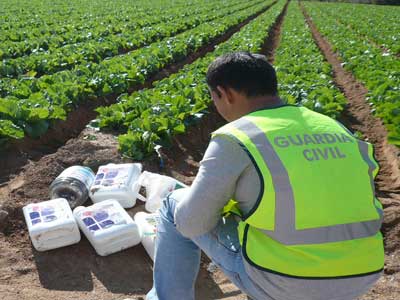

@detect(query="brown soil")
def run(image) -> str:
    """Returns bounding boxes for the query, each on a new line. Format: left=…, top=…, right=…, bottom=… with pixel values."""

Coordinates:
left=301, top=3, right=400, bottom=299
left=0, top=0, right=278, bottom=186
left=261, top=0, right=289, bottom=63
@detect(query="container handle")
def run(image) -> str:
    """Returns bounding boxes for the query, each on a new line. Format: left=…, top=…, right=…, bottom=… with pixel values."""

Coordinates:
left=137, top=193, right=147, bottom=202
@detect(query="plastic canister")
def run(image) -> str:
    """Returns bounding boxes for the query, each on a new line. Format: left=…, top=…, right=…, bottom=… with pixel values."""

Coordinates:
left=49, top=166, right=95, bottom=209
left=73, top=199, right=141, bottom=256
left=22, top=198, right=81, bottom=251
left=138, top=171, right=188, bottom=213
left=134, top=212, right=159, bottom=261
left=89, top=163, right=144, bottom=208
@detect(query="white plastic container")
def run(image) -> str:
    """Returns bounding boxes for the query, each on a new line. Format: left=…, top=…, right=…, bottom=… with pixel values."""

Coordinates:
left=134, top=212, right=160, bottom=261
left=73, top=199, right=141, bottom=256
left=89, top=163, right=144, bottom=208
left=139, top=171, right=188, bottom=213
left=23, top=198, right=81, bottom=251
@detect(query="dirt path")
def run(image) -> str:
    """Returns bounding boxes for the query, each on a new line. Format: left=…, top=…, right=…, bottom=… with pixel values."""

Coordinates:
left=300, top=3, right=400, bottom=299
left=261, top=0, right=289, bottom=63
left=0, top=0, right=278, bottom=185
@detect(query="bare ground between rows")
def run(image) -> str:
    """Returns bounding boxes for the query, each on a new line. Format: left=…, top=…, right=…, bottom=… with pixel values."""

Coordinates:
left=300, top=3, right=400, bottom=299
left=260, top=0, right=289, bottom=63
left=0, top=0, right=278, bottom=185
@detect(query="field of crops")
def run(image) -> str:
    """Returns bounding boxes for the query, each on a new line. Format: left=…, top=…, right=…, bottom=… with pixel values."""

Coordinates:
left=0, top=0, right=399, bottom=299
left=0, top=0, right=398, bottom=155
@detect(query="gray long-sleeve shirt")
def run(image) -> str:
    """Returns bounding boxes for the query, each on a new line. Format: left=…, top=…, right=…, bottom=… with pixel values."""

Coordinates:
left=174, top=135, right=381, bottom=300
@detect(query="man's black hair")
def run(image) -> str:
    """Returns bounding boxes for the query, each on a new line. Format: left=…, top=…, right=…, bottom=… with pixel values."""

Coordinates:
left=206, top=52, right=278, bottom=98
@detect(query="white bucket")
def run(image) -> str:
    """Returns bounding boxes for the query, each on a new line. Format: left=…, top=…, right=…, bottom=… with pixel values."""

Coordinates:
left=23, top=198, right=81, bottom=251
left=89, top=163, right=145, bottom=208
left=73, top=199, right=141, bottom=256
left=134, top=211, right=159, bottom=261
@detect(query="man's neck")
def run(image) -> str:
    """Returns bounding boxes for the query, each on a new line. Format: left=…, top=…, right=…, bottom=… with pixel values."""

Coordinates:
left=246, top=96, right=285, bottom=114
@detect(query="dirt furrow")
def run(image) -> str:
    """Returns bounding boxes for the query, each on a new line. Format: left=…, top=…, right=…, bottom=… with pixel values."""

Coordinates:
left=0, top=0, right=278, bottom=184
left=261, top=0, right=289, bottom=62
left=300, top=3, right=400, bottom=195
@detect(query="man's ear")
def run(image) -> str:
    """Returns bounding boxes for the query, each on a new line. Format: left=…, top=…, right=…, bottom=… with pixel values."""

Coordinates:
left=213, top=86, right=222, bottom=98
left=216, top=86, right=224, bottom=98
left=217, top=86, right=234, bottom=104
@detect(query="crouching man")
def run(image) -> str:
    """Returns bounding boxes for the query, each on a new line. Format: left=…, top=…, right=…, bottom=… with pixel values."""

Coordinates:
left=146, top=52, right=384, bottom=300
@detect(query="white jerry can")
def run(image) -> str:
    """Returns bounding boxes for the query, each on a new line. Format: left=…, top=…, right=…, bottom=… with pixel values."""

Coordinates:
left=23, top=198, right=81, bottom=251
left=89, top=163, right=144, bottom=208
left=134, top=211, right=160, bottom=261
left=138, top=171, right=188, bottom=213
left=73, top=199, right=141, bottom=256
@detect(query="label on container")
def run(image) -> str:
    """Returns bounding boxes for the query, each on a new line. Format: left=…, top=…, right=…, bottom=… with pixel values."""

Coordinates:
left=92, top=165, right=131, bottom=188
left=27, top=204, right=60, bottom=227
left=78, top=203, right=127, bottom=233
left=56, top=166, right=95, bottom=190
left=175, top=183, right=185, bottom=189
left=142, top=215, right=159, bottom=237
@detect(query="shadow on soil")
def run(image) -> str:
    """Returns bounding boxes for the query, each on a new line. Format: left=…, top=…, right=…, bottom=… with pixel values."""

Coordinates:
left=32, top=236, right=229, bottom=297
left=31, top=204, right=230, bottom=298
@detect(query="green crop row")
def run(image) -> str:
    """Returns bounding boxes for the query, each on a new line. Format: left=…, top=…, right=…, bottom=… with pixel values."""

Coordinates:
left=274, top=2, right=346, bottom=118
left=307, top=2, right=400, bottom=55
left=0, top=1, right=165, bottom=57
left=0, top=0, right=158, bottom=28
left=303, top=2, right=400, bottom=145
left=0, top=0, right=145, bottom=31
left=0, top=0, right=259, bottom=78
left=0, top=1, right=273, bottom=142
left=95, top=1, right=286, bottom=159
left=0, top=0, right=226, bottom=60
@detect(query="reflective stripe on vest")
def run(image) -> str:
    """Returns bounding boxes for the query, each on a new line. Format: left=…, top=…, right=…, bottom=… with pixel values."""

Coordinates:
left=225, top=117, right=382, bottom=245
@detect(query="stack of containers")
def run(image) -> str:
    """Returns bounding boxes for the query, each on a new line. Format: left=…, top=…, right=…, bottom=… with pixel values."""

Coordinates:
left=23, top=163, right=186, bottom=259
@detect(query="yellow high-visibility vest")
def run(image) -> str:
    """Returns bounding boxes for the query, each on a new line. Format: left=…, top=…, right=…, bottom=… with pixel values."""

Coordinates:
left=214, top=105, right=384, bottom=278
